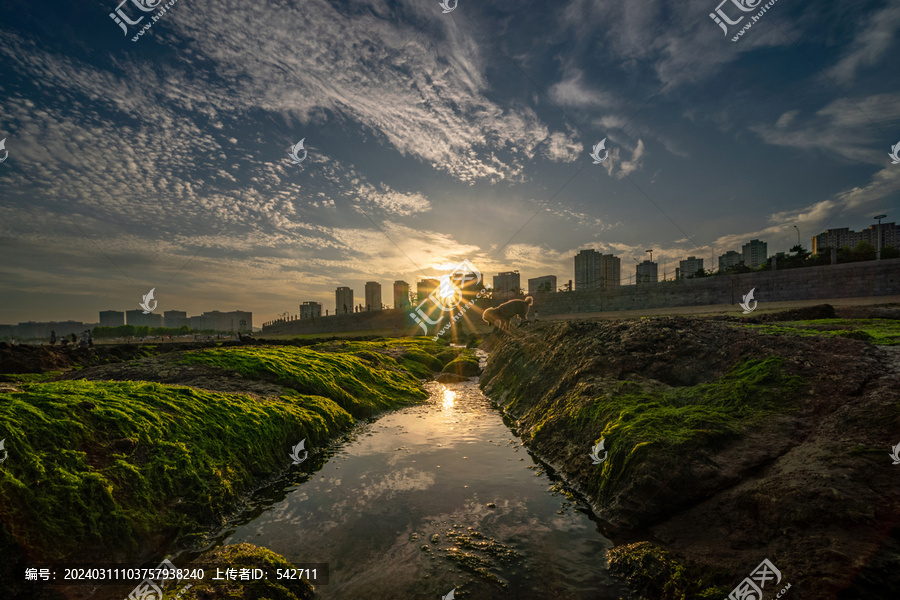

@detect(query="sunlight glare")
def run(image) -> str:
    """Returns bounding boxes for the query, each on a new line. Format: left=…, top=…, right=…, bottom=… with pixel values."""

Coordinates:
left=442, top=388, right=456, bottom=410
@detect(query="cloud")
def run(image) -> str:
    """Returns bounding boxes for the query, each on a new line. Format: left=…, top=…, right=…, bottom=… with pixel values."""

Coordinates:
left=825, top=2, right=900, bottom=86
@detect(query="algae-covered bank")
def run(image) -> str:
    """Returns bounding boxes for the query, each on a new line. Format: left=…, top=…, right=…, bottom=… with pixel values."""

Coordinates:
left=0, top=338, right=460, bottom=599
left=479, top=313, right=900, bottom=599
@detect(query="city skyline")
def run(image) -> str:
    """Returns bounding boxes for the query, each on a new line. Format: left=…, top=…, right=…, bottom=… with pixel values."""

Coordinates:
left=2, top=0, right=898, bottom=325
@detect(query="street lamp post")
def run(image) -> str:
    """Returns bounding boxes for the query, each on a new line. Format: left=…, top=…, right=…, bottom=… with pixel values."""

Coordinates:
left=792, top=225, right=800, bottom=247
left=875, top=215, right=887, bottom=260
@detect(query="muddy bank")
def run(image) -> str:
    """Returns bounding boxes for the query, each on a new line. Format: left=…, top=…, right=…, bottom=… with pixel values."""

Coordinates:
left=478, top=312, right=900, bottom=598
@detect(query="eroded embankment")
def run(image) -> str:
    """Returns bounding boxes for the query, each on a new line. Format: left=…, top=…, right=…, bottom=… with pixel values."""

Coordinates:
left=0, top=338, right=475, bottom=600
left=479, top=316, right=900, bottom=599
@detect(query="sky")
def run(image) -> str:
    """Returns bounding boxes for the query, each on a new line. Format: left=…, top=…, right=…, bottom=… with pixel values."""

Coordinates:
left=0, top=0, right=898, bottom=325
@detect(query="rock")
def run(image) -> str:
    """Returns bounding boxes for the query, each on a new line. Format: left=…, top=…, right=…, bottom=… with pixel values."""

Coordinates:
left=435, top=372, right=469, bottom=383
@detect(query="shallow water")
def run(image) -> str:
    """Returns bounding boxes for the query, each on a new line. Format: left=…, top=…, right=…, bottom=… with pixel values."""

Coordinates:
left=195, top=374, right=626, bottom=600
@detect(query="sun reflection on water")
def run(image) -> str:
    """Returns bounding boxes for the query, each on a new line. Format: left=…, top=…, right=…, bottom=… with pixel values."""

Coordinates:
left=442, top=388, right=456, bottom=410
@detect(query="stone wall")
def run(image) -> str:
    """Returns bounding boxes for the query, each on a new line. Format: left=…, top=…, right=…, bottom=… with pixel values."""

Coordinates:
left=531, top=258, right=900, bottom=316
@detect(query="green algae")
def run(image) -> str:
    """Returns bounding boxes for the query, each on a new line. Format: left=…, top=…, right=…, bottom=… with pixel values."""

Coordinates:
left=608, top=542, right=726, bottom=600
left=573, top=357, right=805, bottom=503
left=163, top=543, right=314, bottom=600
left=736, top=318, right=900, bottom=345
left=179, top=345, right=428, bottom=417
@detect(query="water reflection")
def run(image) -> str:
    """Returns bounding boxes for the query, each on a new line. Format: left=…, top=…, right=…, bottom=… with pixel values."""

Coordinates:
left=206, top=378, right=625, bottom=600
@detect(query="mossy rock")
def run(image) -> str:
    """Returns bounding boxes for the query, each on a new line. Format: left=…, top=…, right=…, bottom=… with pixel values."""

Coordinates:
left=839, top=329, right=874, bottom=342
left=165, top=543, right=314, bottom=600
left=401, top=349, right=444, bottom=372
left=608, top=542, right=725, bottom=600
left=441, top=356, right=480, bottom=377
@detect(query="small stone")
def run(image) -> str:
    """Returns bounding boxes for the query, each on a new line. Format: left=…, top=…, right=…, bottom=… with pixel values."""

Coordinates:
left=421, top=545, right=429, bottom=551
left=486, top=503, right=496, bottom=508
left=431, top=534, right=439, bottom=544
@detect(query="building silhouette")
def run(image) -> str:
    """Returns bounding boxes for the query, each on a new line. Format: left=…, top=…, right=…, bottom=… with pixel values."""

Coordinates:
left=125, top=310, right=163, bottom=327
left=99, top=310, right=125, bottom=327
left=300, top=302, right=322, bottom=319
left=718, top=250, right=743, bottom=271
left=676, top=256, right=704, bottom=279
left=742, top=239, right=767, bottom=268
left=416, top=279, right=439, bottom=303
left=493, top=271, right=520, bottom=299
left=189, top=310, right=252, bottom=332
left=575, top=249, right=620, bottom=289
left=335, top=287, right=354, bottom=315
left=393, top=281, right=410, bottom=309
left=528, top=275, right=557, bottom=294
left=163, top=310, right=189, bottom=329
left=636, top=260, right=658, bottom=284
left=812, top=223, right=897, bottom=254
left=364, top=281, right=382, bottom=311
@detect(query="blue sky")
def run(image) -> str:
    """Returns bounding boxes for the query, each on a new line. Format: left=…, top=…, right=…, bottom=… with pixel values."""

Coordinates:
left=1, top=0, right=898, bottom=324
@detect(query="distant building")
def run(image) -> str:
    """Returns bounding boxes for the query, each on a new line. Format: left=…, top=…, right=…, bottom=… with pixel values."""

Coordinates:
left=742, top=239, right=767, bottom=268
left=676, top=256, right=704, bottom=279
left=493, top=271, right=521, bottom=298
left=528, top=275, right=557, bottom=294
left=189, top=310, right=252, bottom=332
left=575, top=249, right=619, bottom=289
left=393, top=280, right=411, bottom=310
left=300, top=302, right=322, bottom=319
left=163, top=310, right=189, bottom=329
left=99, top=310, right=125, bottom=327
left=636, top=260, right=658, bottom=284
left=811, top=223, right=898, bottom=254
left=364, top=281, right=383, bottom=311
left=718, top=250, right=743, bottom=271
left=126, top=310, right=163, bottom=328
left=575, top=249, right=602, bottom=290
left=416, top=279, right=439, bottom=303
left=12, top=321, right=87, bottom=339
left=335, top=287, right=354, bottom=315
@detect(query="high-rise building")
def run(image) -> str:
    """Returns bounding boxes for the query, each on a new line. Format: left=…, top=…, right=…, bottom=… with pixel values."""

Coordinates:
left=416, top=279, right=439, bottom=303
left=99, top=310, right=125, bottom=327
left=335, top=287, right=354, bottom=315
left=718, top=250, right=743, bottom=271
left=574, top=249, right=602, bottom=290
left=742, top=239, right=767, bottom=268
left=393, top=281, right=411, bottom=310
left=493, top=271, right=521, bottom=298
left=636, top=260, right=658, bottom=284
left=126, top=310, right=163, bottom=328
left=163, top=310, right=189, bottom=329
left=812, top=223, right=897, bottom=254
left=676, top=256, right=704, bottom=279
left=528, top=275, right=557, bottom=294
left=600, top=254, right=621, bottom=287
left=364, top=282, right=383, bottom=311
left=300, top=302, right=322, bottom=319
